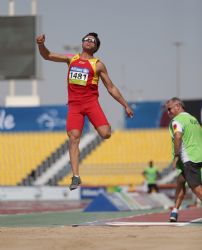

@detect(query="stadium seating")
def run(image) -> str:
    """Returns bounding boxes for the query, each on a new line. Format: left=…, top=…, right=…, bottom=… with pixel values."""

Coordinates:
left=59, top=129, right=172, bottom=186
left=0, top=132, right=67, bottom=185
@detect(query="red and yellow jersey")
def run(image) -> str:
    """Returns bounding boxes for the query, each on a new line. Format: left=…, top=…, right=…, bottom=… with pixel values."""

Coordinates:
left=67, top=54, right=99, bottom=104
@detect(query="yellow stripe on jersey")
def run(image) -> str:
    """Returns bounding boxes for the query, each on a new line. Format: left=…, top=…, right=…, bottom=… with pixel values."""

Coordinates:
left=69, top=54, right=80, bottom=64
left=89, top=58, right=99, bottom=85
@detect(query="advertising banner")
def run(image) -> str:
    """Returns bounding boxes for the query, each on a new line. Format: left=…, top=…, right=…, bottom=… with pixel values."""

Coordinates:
left=0, top=105, right=89, bottom=132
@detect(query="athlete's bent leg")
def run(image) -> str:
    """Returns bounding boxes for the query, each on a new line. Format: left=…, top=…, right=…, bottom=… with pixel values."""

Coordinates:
left=96, top=125, right=111, bottom=139
left=175, top=174, right=186, bottom=209
left=86, top=100, right=111, bottom=139
left=67, top=129, right=82, bottom=176
left=170, top=174, right=186, bottom=222
left=191, top=185, right=202, bottom=201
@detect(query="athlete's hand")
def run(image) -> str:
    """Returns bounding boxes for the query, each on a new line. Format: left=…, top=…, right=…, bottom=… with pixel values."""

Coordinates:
left=125, top=106, right=134, bottom=118
left=36, top=34, right=45, bottom=45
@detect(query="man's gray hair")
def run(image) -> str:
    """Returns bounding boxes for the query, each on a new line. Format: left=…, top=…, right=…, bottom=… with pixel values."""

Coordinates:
left=167, top=97, right=185, bottom=109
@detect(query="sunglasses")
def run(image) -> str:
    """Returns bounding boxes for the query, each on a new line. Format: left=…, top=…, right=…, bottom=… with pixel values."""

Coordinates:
left=167, top=107, right=173, bottom=112
left=82, top=37, right=96, bottom=44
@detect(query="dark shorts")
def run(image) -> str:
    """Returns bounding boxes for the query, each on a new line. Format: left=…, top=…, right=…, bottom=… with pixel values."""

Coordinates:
left=148, top=184, right=159, bottom=193
left=66, top=100, right=110, bottom=132
left=183, top=161, right=202, bottom=188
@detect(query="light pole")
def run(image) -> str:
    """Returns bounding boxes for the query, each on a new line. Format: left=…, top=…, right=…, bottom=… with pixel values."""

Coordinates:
left=173, top=41, right=183, bottom=98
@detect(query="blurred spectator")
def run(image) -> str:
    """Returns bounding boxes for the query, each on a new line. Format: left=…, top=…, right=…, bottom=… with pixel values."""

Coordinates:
left=142, top=161, right=160, bottom=193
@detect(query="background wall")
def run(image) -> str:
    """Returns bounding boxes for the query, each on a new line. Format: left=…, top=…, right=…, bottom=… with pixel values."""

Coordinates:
left=0, top=0, right=202, bottom=128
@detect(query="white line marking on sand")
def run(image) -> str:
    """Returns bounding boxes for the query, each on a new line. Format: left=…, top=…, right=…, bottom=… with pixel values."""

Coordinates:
left=190, top=218, right=202, bottom=223
left=105, top=222, right=189, bottom=227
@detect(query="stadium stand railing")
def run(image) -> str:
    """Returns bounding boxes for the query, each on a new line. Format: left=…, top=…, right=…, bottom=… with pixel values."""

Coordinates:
left=19, top=139, right=69, bottom=185
left=46, top=134, right=103, bottom=185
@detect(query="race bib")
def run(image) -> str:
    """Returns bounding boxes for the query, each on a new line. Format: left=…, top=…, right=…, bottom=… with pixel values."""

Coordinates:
left=69, top=66, right=89, bottom=86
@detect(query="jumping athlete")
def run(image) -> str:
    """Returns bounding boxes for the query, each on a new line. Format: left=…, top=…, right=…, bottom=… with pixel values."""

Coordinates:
left=36, top=32, right=134, bottom=190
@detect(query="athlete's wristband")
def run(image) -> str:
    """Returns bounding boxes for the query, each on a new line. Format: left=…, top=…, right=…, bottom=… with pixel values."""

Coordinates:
left=174, top=154, right=180, bottom=158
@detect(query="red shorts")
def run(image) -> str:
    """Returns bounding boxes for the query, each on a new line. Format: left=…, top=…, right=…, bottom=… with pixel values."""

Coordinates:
left=66, top=100, right=110, bottom=131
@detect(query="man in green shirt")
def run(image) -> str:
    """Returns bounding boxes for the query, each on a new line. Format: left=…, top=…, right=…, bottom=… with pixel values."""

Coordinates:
left=166, top=97, right=202, bottom=222
left=142, top=161, right=160, bottom=193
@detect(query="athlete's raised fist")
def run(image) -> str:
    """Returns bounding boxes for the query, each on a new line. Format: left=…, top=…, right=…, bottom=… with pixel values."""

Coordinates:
left=36, top=34, right=45, bottom=45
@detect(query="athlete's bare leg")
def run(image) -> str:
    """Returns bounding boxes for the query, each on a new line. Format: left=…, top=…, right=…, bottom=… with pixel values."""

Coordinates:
left=67, top=129, right=82, bottom=176
left=96, top=125, right=111, bottom=139
left=170, top=174, right=186, bottom=222
left=174, top=174, right=186, bottom=209
left=191, top=185, right=202, bottom=201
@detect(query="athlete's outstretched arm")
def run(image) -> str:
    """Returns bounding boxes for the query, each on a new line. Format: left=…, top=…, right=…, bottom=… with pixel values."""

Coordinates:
left=97, top=61, right=134, bottom=118
left=36, top=34, right=72, bottom=63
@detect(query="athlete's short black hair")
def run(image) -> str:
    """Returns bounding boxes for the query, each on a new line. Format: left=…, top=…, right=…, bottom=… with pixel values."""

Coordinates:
left=82, top=32, right=100, bottom=52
